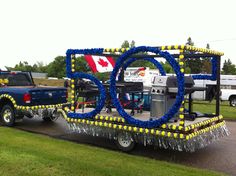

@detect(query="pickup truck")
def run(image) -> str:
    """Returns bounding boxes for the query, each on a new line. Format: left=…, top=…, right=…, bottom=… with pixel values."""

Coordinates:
left=189, top=79, right=236, bottom=107
left=0, top=71, right=67, bottom=126
left=221, top=89, right=236, bottom=107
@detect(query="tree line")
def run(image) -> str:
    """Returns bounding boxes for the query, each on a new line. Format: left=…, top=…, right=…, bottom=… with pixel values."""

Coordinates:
left=8, top=38, right=236, bottom=78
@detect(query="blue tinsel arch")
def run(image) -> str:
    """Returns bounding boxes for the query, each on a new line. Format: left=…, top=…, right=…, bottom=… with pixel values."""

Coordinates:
left=110, top=46, right=185, bottom=128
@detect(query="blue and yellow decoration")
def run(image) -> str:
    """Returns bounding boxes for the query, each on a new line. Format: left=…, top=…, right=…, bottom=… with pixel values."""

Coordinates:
left=63, top=45, right=228, bottom=152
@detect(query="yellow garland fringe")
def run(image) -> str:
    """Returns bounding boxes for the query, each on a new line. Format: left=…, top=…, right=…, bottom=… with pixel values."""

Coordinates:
left=60, top=108, right=225, bottom=141
left=103, top=45, right=224, bottom=56
left=0, top=94, right=66, bottom=110
left=71, top=113, right=223, bottom=132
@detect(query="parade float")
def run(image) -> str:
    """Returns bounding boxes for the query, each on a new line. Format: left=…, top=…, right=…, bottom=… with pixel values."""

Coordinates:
left=62, top=45, right=229, bottom=152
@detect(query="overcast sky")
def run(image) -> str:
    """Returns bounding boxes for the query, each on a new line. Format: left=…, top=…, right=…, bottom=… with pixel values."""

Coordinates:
left=0, top=0, right=236, bottom=68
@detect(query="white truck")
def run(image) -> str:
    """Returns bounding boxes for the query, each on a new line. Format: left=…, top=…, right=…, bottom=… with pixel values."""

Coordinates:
left=220, top=75, right=236, bottom=106
left=192, top=75, right=236, bottom=107
left=221, top=89, right=236, bottom=106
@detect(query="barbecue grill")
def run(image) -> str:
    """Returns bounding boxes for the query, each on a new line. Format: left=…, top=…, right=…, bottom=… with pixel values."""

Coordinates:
left=150, top=75, right=206, bottom=118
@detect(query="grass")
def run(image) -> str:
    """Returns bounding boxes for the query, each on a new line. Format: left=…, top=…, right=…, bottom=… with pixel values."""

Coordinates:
left=190, top=100, right=236, bottom=120
left=0, top=127, right=226, bottom=176
left=34, top=78, right=64, bottom=87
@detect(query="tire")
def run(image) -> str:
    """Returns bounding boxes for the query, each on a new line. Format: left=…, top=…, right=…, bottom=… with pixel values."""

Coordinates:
left=229, top=96, right=236, bottom=107
left=115, top=132, right=136, bottom=152
left=130, top=111, right=135, bottom=116
left=106, top=107, right=112, bottom=113
left=42, top=109, right=59, bottom=122
left=42, top=116, right=53, bottom=122
left=0, top=104, right=16, bottom=127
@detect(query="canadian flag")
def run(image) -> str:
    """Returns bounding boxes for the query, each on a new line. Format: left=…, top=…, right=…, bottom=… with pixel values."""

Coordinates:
left=85, top=55, right=115, bottom=73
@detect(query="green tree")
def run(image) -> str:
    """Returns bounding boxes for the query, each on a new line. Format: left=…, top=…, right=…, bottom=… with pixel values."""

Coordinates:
left=12, top=61, right=36, bottom=72
left=47, top=56, right=90, bottom=78
left=47, top=56, right=66, bottom=78
left=11, top=61, right=47, bottom=73
left=202, top=43, right=211, bottom=74
left=222, top=59, right=236, bottom=75
left=121, top=40, right=135, bottom=48
left=186, top=37, right=194, bottom=46
left=74, top=56, right=90, bottom=73
left=94, top=72, right=110, bottom=82
left=185, top=67, right=191, bottom=74
left=129, top=60, right=156, bottom=69
left=120, top=40, right=158, bottom=69
left=35, top=61, right=48, bottom=73
left=159, top=61, right=191, bottom=74
left=121, top=40, right=130, bottom=48
left=161, top=61, right=173, bottom=73
left=130, top=40, right=135, bottom=48
left=184, top=37, right=202, bottom=74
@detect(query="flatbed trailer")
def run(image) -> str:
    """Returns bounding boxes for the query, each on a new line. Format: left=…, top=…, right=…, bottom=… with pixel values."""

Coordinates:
left=61, top=45, right=229, bottom=152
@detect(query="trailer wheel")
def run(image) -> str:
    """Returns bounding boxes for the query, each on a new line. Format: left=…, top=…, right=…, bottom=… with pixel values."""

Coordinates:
left=42, top=110, right=59, bottom=122
left=229, top=96, right=236, bottom=107
left=116, top=132, right=135, bottom=152
left=0, top=104, right=15, bottom=127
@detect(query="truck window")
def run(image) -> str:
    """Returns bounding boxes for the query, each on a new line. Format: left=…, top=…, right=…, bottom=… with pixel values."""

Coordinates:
left=0, top=73, right=33, bottom=86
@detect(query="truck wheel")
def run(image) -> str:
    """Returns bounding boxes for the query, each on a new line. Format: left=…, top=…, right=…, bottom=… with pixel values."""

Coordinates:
left=0, top=105, right=15, bottom=127
left=230, top=96, right=236, bottom=107
left=115, top=132, right=136, bottom=152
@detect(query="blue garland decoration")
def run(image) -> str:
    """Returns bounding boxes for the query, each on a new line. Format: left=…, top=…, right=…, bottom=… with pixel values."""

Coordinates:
left=118, top=57, right=166, bottom=81
left=67, top=72, right=106, bottom=119
left=192, top=57, right=217, bottom=80
left=109, top=46, right=185, bottom=128
left=66, top=53, right=72, bottom=78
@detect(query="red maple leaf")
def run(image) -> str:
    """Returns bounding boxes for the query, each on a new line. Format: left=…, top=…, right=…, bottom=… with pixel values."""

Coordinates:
left=98, top=58, right=108, bottom=67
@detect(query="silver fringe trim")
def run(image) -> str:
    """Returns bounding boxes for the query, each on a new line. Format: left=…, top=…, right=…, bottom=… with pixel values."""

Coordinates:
left=67, top=123, right=229, bottom=152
